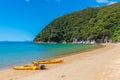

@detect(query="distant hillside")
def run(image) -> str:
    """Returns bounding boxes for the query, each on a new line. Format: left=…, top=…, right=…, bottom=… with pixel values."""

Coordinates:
left=34, top=2, right=120, bottom=43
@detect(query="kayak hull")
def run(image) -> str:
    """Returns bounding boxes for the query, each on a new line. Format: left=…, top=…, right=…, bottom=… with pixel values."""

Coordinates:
left=32, top=59, right=63, bottom=64
left=13, top=66, right=38, bottom=70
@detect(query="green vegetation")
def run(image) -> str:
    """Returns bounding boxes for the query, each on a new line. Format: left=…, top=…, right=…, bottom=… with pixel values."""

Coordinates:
left=34, top=2, right=120, bottom=43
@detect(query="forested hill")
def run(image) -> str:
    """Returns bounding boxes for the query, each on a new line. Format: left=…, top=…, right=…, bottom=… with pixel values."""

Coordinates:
left=34, top=2, right=120, bottom=43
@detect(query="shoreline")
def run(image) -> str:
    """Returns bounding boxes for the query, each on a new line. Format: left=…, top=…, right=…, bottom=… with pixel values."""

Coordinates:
left=0, top=44, right=101, bottom=71
left=46, top=44, right=103, bottom=60
left=0, top=43, right=119, bottom=80
left=33, top=41, right=97, bottom=45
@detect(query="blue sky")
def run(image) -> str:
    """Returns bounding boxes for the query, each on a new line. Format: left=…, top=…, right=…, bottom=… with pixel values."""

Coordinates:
left=0, top=0, right=119, bottom=41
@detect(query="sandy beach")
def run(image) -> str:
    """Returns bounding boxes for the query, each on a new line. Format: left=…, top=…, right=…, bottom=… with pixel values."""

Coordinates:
left=0, top=43, right=120, bottom=80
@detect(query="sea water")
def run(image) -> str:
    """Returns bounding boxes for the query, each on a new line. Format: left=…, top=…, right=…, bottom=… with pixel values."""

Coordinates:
left=0, top=42, right=100, bottom=69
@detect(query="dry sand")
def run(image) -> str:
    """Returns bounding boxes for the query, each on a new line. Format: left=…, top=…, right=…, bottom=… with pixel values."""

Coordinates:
left=0, top=43, right=120, bottom=80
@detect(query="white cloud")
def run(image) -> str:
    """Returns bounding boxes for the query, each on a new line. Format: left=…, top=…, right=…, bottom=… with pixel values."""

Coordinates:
left=96, top=0, right=109, bottom=3
left=96, top=0, right=118, bottom=5
left=108, top=1, right=117, bottom=5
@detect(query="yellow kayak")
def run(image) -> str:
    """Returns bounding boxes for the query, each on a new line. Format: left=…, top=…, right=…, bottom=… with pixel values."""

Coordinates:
left=32, top=59, right=63, bottom=64
left=13, top=65, right=39, bottom=70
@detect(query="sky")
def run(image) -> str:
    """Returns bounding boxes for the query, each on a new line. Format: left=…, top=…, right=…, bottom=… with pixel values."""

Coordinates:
left=0, top=0, right=119, bottom=41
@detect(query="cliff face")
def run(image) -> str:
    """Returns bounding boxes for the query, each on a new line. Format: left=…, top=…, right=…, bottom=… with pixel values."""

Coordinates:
left=34, top=2, right=120, bottom=43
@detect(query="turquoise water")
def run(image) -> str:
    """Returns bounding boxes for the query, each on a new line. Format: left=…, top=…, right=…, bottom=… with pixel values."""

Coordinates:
left=0, top=42, right=100, bottom=69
